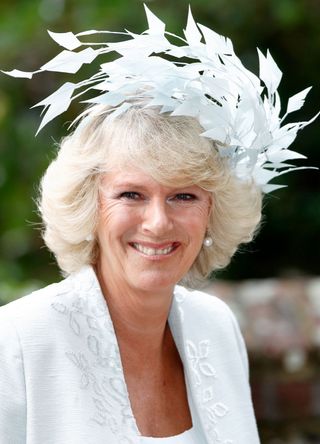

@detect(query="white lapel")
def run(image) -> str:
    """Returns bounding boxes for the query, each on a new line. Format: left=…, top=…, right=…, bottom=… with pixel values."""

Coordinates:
left=56, top=267, right=237, bottom=443
left=52, top=266, right=140, bottom=443
left=169, top=286, right=234, bottom=444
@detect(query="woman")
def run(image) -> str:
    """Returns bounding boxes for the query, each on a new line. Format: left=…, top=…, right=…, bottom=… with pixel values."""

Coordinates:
left=0, top=6, right=315, bottom=444
left=0, top=104, right=262, bottom=443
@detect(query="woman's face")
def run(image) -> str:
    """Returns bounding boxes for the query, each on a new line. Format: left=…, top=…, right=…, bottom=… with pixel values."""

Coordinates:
left=96, top=167, right=212, bottom=294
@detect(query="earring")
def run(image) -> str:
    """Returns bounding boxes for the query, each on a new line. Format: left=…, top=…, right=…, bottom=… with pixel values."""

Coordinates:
left=85, top=234, right=94, bottom=242
left=203, top=236, right=213, bottom=247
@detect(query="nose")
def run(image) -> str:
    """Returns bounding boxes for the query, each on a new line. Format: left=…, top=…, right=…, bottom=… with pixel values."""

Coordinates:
left=141, top=198, right=174, bottom=236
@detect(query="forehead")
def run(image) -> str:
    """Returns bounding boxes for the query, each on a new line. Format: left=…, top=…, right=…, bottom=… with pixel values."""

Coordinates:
left=101, top=168, right=155, bottom=187
left=100, top=167, right=206, bottom=194
left=101, top=146, right=201, bottom=187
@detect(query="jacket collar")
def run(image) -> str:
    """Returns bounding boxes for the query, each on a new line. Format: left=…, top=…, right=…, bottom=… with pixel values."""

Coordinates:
left=169, top=289, right=232, bottom=444
left=65, top=266, right=219, bottom=443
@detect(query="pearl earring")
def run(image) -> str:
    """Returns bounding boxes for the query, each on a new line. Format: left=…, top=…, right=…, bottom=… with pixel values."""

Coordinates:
left=85, top=234, right=94, bottom=242
left=203, top=236, right=213, bottom=247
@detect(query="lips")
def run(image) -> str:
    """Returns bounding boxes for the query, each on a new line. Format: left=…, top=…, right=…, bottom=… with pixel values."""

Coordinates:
left=130, top=242, right=179, bottom=256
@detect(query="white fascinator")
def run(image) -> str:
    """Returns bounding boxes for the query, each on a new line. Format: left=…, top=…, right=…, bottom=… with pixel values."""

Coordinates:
left=2, top=5, right=318, bottom=192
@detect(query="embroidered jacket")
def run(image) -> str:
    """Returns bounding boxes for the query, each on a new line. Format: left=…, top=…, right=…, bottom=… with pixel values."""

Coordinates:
left=0, top=266, right=260, bottom=444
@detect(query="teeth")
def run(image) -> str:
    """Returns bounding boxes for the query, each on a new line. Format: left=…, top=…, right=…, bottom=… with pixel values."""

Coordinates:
left=133, top=243, right=175, bottom=256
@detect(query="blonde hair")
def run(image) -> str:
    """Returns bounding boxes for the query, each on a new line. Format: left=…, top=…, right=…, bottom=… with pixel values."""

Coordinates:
left=39, top=104, right=262, bottom=287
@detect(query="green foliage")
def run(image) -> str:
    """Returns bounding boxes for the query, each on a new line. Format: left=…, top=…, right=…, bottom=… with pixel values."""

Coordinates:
left=0, top=0, right=319, bottom=297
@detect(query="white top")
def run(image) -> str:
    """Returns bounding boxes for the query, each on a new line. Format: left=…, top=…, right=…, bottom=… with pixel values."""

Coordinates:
left=140, top=427, right=199, bottom=443
left=0, top=266, right=260, bottom=444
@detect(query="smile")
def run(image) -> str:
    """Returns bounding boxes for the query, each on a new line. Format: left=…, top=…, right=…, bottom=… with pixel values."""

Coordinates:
left=131, top=243, right=178, bottom=256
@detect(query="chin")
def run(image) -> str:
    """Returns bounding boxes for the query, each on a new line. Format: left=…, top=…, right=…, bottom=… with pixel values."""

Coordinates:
left=129, top=271, right=181, bottom=293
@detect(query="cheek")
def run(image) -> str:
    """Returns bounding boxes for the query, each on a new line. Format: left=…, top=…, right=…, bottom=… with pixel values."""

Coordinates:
left=191, top=201, right=211, bottom=227
left=98, top=201, right=123, bottom=230
left=97, top=200, right=141, bottom=238
left=180, top=206, right=210, bottom=241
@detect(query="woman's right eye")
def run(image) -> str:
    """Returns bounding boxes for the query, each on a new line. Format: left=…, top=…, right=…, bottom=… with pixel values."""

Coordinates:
left=119, top=191, right=141, bottom=200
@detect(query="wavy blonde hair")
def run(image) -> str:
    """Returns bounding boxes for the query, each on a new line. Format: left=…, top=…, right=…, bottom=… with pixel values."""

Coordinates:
left=39, top=104, right=262, bottom=287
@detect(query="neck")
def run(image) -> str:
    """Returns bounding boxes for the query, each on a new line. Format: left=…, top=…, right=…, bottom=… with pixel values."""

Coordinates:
left=95, top=261, right=174, bottom=356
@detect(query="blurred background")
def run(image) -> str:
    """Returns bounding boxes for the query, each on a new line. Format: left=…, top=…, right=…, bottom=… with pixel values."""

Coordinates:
left=0, top=0, right=319, bottom=442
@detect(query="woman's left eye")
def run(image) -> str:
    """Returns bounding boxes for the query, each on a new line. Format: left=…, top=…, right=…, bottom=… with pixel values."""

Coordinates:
left=174, top=193, right=197, bottom=201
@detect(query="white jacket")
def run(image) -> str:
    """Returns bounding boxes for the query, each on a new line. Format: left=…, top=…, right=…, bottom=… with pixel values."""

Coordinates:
left=0, top=266, right=260, bottom=444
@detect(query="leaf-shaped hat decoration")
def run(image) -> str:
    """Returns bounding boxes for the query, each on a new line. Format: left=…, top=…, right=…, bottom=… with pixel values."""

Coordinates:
left=2, top=4, right=318, bottom=192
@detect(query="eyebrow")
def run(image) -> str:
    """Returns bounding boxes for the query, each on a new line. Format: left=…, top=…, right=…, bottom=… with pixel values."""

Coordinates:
left=104, top=177, right=201, bottom=193
left=111, top=182, right=198, bottom=189
left=110, top=182, right=147, bottom=189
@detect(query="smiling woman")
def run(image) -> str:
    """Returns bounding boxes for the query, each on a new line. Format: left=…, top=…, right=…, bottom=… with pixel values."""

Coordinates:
left=0, top=103, right=262, bottom=444
left=40, top=105, right=261, bottom=288
left=96, top=168, right=211, bottom=294
left=0, top=5, right=315, bottom=444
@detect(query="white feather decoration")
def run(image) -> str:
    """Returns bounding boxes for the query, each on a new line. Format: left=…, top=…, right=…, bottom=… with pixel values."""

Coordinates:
left=2, top=4, right=318, bottom=192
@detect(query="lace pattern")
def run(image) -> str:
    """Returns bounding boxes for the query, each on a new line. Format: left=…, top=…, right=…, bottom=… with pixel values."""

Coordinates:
left=173, top=288, right=233, bottom=444
left=50, top=266, right=236, bottom=443
left=51, top=266, right=138, bottom=443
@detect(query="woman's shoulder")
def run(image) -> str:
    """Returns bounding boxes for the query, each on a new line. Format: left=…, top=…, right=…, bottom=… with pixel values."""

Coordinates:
left=0, top=266, right=98, bottom=321
left=0, top=266, right=103, bottom=342
left=174, top=284, right=236, bottom=320
left=173, top=284, right=249, bottom=376
left=173, top=284, right=246, bottom=351
left=0, top=272, right=84, bottom=341
left=0, top=275, right=70, bottom=321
